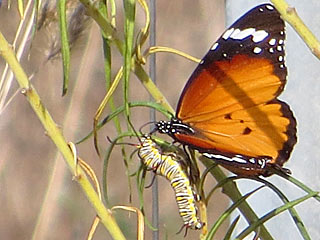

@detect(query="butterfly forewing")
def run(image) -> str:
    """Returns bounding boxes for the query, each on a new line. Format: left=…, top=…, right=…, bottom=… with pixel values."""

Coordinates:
left=177, top=4, right=286, bottom=118
left=172, top=4, right=296, bottom=172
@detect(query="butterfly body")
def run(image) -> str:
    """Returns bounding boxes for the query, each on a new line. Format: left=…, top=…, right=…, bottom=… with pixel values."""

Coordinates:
left=156, top=4, right=297, bottom=177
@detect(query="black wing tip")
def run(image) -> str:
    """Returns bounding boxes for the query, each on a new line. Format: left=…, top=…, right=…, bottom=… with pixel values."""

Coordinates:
left=231, top=3, right=281, bottom=27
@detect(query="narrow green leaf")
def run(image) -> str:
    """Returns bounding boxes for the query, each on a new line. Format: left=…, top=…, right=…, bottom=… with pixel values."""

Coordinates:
left=109, top=0, right=117, bottom=27
left=123, top=0, right=136, bottom=117
left=200, top=156, right=273, bottom=239
left=102, top=36, right=133, bottom=201
left=235, top=192, right=318, bottom=239
left=18, top=0, right=24, bottom=17
left=79, top=0, right=173, bottom=113
left=224, top=215, right=241, bottom=240
left=57, top=0, right=70, bottom=96
left=77, top=101, right=173, bottom=144
left=252, top=177, right=311, bottom=240
left=206, top=186, right=264, bottom=240
left=205, top=176, right=240, bottom=205
left=103, top=40, right=112, bottom=90
left=274, top=169, right=320, bottom=202
left=102, top=131, right=135, bottom=207
left=33, top=0, right=40, bottom=33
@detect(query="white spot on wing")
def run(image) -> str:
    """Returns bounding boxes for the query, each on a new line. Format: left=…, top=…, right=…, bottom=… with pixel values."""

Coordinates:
left=202, top=153, right=247, bottom=164
left=231, top=156, right=247, bottom=164
left=229, top=28, right=241, bottom=38
left=253, top=47, right=262, bottom=54
left=203, top=153, right=232, bottom=162
left=222, top=28, right=234, bottom=40
left=230, top=28, right=256, bottom=40
left=279, top=39, right=284, bottom=45
left=278, top=56, right=284, bottom=62
left=249, top=158, right=255, bottom=164
left=277, top=45, right=283, bottom=52
left=252, top=30, right=269, bottom=43
left=266, top=5, right=274, bottom=11
left=269, top=38, right=276, bottom=46
left=269, top=48, right=275, bottom=53
left=211, top=42, right=219, bottom=51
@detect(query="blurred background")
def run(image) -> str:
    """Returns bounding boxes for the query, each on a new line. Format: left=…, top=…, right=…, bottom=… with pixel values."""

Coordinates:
left=0, top=0, right=319, bottom=239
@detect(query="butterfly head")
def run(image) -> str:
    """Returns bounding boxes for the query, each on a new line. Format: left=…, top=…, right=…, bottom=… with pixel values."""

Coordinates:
left=156, top=118, right=195, bottom=138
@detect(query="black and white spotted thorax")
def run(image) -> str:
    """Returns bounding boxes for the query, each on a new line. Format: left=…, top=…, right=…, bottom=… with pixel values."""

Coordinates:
left=156, top=118, right=195, bottom=137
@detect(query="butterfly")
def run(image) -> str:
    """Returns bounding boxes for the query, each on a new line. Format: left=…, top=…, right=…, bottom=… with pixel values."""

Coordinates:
left=155, top=4, right=297, bottom=177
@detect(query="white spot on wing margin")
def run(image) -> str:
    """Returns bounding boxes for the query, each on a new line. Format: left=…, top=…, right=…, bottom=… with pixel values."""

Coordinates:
left=222, top=28, right=235, bottom=40
left=266, top=5, right=274, bottom=11
left=211, top=42, right=219, bottom=51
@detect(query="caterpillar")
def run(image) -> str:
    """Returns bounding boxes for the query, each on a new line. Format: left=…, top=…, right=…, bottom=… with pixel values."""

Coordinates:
left=138, top=135, right=203, bottom=232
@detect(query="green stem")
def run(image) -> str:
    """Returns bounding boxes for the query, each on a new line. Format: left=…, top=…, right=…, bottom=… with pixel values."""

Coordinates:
left=271, top=0, right=320, bottom=59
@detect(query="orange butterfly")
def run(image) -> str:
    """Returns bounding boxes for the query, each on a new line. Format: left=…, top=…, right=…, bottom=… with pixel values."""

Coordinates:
left=156, top=4, right=297, bottom=177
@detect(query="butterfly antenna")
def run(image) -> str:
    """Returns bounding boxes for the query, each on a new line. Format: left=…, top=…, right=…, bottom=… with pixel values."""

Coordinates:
left=144, top=173, right=157, bottom=188
left=106, top=136, right=137, bottom=147
left=126, top=116, right=144, bottom=144
left=139, top=121, right=157, bottom=135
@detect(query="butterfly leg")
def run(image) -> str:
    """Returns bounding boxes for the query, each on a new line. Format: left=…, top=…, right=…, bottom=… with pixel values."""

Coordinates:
left=182, top=145, right=200, bottom=185
left=144, top=172, right=157, bottom=188
left=266, top=163, right=292, bottom=176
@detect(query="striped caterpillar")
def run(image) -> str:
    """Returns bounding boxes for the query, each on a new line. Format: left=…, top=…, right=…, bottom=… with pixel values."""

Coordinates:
left=138, top=135, right=203, bottom=232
